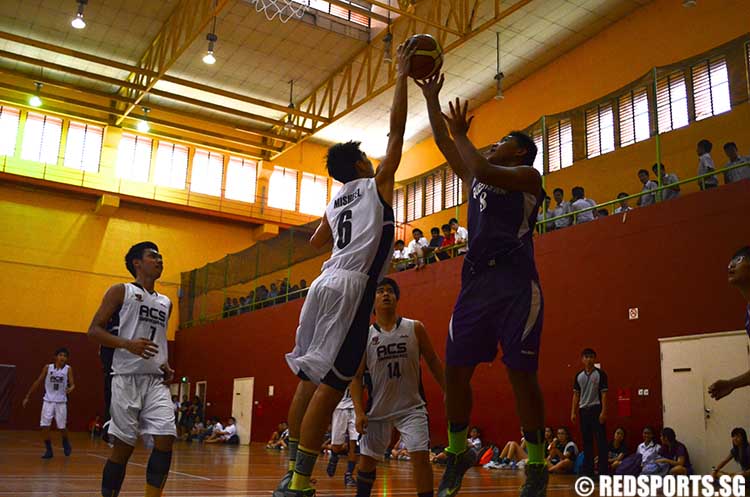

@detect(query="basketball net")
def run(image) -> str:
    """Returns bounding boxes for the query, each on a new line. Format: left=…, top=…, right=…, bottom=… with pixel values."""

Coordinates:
left=253, top=0, right=308, bottom=23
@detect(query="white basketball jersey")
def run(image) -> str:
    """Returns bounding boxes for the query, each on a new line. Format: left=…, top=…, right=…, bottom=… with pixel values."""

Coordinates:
left=336, top=387, right=354, bottom=410
left=43, top=364, right=69, bottom=403
left=321, top=177, right=394, bottom=280
left=364, top=318, right=425, bottom=421
left=112, top=283, right=171, bottom=376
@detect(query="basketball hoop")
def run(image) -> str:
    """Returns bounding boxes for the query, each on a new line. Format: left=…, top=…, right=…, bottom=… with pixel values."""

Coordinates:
left=253, top=0, right=308, bottom=23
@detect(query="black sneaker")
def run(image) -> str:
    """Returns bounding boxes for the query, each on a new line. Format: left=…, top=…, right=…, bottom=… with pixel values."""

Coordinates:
left=283, top=489, right=315, bottom=497
left=519, top=464, right=548, bottom=497
left=437, top=449, right=476, bottom=497
left=326, top=453, right=339, bottom=477
left=344, top=472, right=356, bottom=487
left=272, top=470, right=293, bottom=497
left=62, top=438, right=72, bottom=456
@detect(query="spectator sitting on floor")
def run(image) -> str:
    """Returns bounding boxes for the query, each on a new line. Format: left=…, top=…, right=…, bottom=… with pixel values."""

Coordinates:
left=723, top=142, right=750, bottom=184
left=544, top=426, right=555, bottom=458
left=267, top=422, right=289, bottom=449
left=552, top=188, right=572, bottom=230
left=407, top=228, right=430, bottom=269
left=656, top=427, right=692, bottom=475
left=570, top=186, right=596, bottom=224
left=637, top=169, right=658, bottom=207
left=88, top=415, right=103, bottom=437
left=547, top=427, right=579, bottom=474
left=392, top=437, right=410, bottom=461
left=653, top=163, right=680, bottom=201
left=432, top=427, right=482, bottom=464
left=697, top=139, right=719, bottom=190
left=712, top=427, right=750, bottom=482
left=200, top=416, right=222, bottom=442
left=205, top=417, right=237, bottom=444
left=188, top=416, right=205, bottom=442
left=637, top=426, right=661, bottom=469
left=614, top=192, right=632, bottom=214
left=427, top=227, right=446, bottom=262
left=608, top=427, right=628, bottom=472
left=495, top=430, right=527, bottom=469
left=449, top=217, right=468, bottom=253
left=393, top=239, right=411, bottom=271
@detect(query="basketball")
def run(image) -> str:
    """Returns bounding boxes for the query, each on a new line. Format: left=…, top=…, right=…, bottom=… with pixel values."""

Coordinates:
left=406, top=33, right=443, bottom=80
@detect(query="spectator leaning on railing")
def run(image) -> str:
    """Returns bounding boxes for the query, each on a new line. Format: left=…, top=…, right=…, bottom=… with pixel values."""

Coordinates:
left=449, top=217, right=468, bottom=254
left=652, top=163, right=680, bottom=201
left=570, top=186, right=596, bottom=224
left=551, top=188, right=572, bottom=229
left=429, top=227, right=449, bottom=262
left=614, top=192, right=632, bottom=214
left=393, top=239, right=411, bottom=271
left=697, top=139, right=719, bottom=190
left=637, top=169, right=658, bottom=207
left=407, top=228, right=430, bottom=268
left=723, top=142, right=750, bottom=184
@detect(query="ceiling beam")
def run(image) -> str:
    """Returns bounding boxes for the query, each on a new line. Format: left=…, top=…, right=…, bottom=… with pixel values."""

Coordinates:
left=325, top=0, right=389, bottom=23
left=367, top=0, right=463, bottom=36
left=0, top=49, right=312, bottom=137
left=0, top=30, right=328, bottom=123
left=115, top=0, right=233, bottom=126
left=270, top=0, right=534, bottom=159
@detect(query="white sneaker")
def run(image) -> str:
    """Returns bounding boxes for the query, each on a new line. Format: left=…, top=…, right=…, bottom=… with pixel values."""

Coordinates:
left=517, top=460, right=526, bottom=470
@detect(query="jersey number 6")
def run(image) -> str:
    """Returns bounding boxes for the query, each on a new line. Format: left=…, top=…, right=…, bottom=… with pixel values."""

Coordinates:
left=337, top=210, right=353, bottom=249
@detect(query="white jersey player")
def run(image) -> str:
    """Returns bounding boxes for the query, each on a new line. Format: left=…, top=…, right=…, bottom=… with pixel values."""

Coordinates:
left=276, top=42, right=417, bottom=497
left=88, top=242, right=176, bottom=497
left=22, top=348, right=75, bottom=458
left=351, top=278, right=445, bottom=497
left=326, top=387, right=359, bottom=486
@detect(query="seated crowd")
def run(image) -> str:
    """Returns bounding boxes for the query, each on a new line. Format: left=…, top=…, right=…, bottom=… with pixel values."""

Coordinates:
left=393, top=218, right=468, bottom=271
left=222, top=278, right=309, bottom=317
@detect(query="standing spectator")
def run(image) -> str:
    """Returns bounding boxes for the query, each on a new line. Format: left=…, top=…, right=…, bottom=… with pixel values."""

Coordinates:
left=637, top=169, right=658, bottom=207
left=239, top=296, right=247, bottom=313
left=608, top=427, right=628, bottom=473
left=614, top=193, right=632, bottom=214
left=449, top=217, right=468, bottom=254
left=571, top=348, right=609, bottom=477
left=268, top=283, right=279, bottom=303
left=538, top=196, right=553, bottom=232
left=299, top=279, right=308, bottom=298
left=570, top=186, right=596, bottom=224
left=222, top=297, right=232, bottom=318
left=231, top=298, right=240, bottom=316
left=711, top=428, right=750, bottom=482
left=392, top=239, right=411, bottom=271
left=547, top=427, right=578, bottom=474
left=652, top=163, right=680, bottom=201
left=723, top=142, right=750, bottom=184
left=697, top=139, right=719, bottom=190
left=656, top=427, right=692, bottom=475
left=407, top=228, right=429, bottom=268
left=551, top=188, right=572, bottom=230
left=255, top=285, right=268, bottom=307
left=428, top=227, right=447, bottom=262
left=247, top=290, right=255, bottom=311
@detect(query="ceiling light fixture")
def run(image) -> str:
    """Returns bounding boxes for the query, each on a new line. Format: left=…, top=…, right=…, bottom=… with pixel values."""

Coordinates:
left=284, top=80, right=295, bottom=131
left=29, top=82, right=43, bottom=107
left=203, top=0, right=219, bottom=64
left=682, top=0, right=697, bottom=7
left=71, top=0, right=88, bottom=29
left=494, top=31, right=504, bottom=100
left=137, top=107, right=150, bottom=133
left=383, top=1, right=393, bottom=64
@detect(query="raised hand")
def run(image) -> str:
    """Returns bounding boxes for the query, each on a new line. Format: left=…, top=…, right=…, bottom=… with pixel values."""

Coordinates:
left=416, top=72, right=444, bottom=101
left=395, top=39, right=418, bottom=78
left=442, top=97, right=473, bottom=137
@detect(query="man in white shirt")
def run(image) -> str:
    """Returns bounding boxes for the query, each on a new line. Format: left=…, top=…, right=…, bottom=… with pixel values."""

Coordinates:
left=449, top=218, right=468, bottom=254
left=613, top=192, right=632, bottom=214
left=697, top=139, right=719, bottom=190
left=570, top=186, right=596, bottom=224
left=406, top=228, right=430, bottom=268
left=205, top=417, right=237, bottom=443
left=722, top=142, right=750, bottom=184
left=637, top=169, right=658, bottom=207
left=551, top=188, right=572, bottom=230
left=392, top=240, right=410, bottom=271
left=652, top=163, right=680, bottom=201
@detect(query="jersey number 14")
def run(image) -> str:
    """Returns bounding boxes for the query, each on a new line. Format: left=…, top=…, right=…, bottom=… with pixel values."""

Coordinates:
left=387, top=362, right=401, bottom=379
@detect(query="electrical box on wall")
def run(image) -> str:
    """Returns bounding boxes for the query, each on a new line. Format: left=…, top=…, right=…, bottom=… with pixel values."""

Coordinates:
left=629, top=308, right=639, bottom=320
left=268, top=385, right=274, bottom=397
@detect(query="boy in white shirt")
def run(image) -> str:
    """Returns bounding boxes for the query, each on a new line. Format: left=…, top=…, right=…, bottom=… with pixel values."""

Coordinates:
left=206, top=417, right=237, bottom=443
left=407, top=229, right=430, bottom=269
left=570, top=186, right=596, bottom=224
left=697, top=139, right=719, bottom=190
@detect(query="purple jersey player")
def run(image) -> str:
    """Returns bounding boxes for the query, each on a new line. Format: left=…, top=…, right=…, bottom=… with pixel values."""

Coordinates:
left=709, top=246, right=750, bottom=400
left=419, top=73, right=548, bottom=497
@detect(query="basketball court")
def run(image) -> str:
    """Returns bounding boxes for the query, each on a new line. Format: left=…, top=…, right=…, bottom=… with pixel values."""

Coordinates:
left=1, top=0, right=750, bottom=496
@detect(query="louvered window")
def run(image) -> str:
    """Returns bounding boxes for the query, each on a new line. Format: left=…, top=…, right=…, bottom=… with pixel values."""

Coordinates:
left=405, top=180, right=423, bottom=222
left=547, top=119, right=573, bottom=171
left=618, top=87, right=650, bottom=147
left=444, top=166, right=463, bottom=208
left=585, top=104, right=615, bottom=159
left=424, top=172, right=443, bottom=216
left=656, top=71, right=689, bottom=133
left=692, top=57, right=731, bottom=121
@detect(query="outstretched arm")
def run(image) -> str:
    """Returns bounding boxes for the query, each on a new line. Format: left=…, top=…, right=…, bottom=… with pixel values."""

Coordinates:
left=443, top=98, right=542, bottom=196
left=375, top=41, right=417, bottom=205
left=418, top=74, right=473, bottom=185
left=22, top=365, right=48, bottom=408
left=415, top=321, right=445, bottom=391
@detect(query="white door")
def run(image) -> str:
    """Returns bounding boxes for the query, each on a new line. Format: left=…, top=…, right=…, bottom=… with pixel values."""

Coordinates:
left=232, top=377, right=254, bottom=445
left=660, top=330, right=750, bottom=474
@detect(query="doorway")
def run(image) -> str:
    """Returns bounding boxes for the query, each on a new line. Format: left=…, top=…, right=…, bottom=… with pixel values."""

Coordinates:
left=660, top=330, right=750, bottom=474
left=196, top=380, right=207, bottom=417
left=232, top=377, right=254, bottom=445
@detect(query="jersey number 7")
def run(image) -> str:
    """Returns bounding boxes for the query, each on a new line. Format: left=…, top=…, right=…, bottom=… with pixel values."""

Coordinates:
left=148, top=326, right=157, bottom=341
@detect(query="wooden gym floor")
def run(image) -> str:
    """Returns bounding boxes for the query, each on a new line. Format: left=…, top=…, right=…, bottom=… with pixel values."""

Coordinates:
left=0, top=432, right=581, bottom=496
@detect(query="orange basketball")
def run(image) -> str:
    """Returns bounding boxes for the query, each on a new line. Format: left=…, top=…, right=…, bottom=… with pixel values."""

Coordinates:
left=407, top=34, right=443, bottom=80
